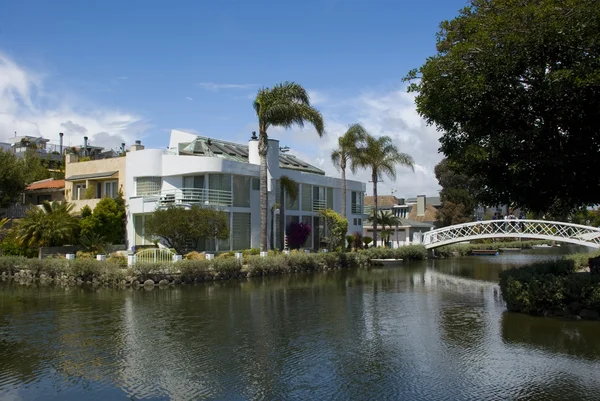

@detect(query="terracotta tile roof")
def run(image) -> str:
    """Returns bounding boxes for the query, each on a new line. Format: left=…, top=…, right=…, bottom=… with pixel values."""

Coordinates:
left=25, top=179, right=65, bottom=191
left=364, top=195, right=399, bottom=208
left=408, top=203, right=438, bottom=223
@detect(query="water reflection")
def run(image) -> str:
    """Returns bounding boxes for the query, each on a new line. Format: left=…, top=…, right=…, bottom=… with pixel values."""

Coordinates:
left=0, top=248, right=598, bottom=400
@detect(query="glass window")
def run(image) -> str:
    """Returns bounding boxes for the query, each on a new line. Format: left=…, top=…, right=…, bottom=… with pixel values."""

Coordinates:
left=74, top=183, right=86, bottom=200
left=327, top=187, right=333, bottom=210
left=351, top=191, right=363, bottom=214
left=208, top=174, right=232, bottom=206
left=302, top=184, right=311, bottom=211
left=233, top=176, right=250, bottom=207
left=232, top=212, right=251, bottom=250
left=252, top=178, right=260, bottom=191
left=286, top=182, right=299, bottom=210
left=136, top=177, right=161, bottom=196
left=103, top=181, right=118, bottom=198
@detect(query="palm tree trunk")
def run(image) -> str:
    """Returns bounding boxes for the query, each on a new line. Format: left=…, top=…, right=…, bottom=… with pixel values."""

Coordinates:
left=270, top=207, right=275, bottom=250
left=341, top=162, right=347, bottom=218
left=279, top=189, right=286, bottom=251
left=372, top=172, right=378, bottom=247
left=259, top=131, right=269, bottom=252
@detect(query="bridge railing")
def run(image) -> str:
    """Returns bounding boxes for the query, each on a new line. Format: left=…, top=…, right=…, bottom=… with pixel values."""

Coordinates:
left=423, top=219, right=600, bottom=249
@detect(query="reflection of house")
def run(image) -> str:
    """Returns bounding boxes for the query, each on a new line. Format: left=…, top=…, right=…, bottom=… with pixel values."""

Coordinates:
left=24, top=179, right=65, bottom=205
left=64, top=148, right=128, bottom=213
left=363, top=194, right=438, bottom=247
left=126, top=130, right=366, bottom=251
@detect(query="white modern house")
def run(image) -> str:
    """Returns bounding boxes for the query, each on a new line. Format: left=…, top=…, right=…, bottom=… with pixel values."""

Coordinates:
left=125, top=130, right=366, bottom=252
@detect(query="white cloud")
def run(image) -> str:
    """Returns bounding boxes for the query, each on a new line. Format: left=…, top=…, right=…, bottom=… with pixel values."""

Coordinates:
left=0, top=51, right=150, bottom=148
left=185, top=96, right=194, bottom=101
left=197, top=82, right=256, bottom=91
left=271, top=86, right=443, bottom=198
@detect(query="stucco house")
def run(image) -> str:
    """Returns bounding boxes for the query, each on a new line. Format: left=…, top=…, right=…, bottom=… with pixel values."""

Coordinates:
left=125, top=130, right=366, bottom=252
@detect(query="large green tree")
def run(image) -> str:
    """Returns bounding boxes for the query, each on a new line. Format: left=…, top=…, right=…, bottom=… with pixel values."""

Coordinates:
left=434, top=158, right=476, bottom=226
left=356, top=134, right=414, bottom=247
left=253, top=82, right=324, bottom=251
left=145, top=206, right=229, bottom=254
left=331, top=124, right=368, bottom=218
left=406, top=0, right=600, bottom=214
left=0, top=150, right=25, bottom=208
left=80, top=197, right=126, bottom=244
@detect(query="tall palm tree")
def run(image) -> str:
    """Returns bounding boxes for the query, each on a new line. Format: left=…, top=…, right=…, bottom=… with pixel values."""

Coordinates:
left=357, top=135, right=414, bottom=247
left=279, top=176, right=298, bottom=250
left=17, top=201, right=79, bottom=247
left=254, top=82, right=324, bottom=251
left=369, top=210, right=400, bottom=247
left=331, top=124, right=368, bottom=218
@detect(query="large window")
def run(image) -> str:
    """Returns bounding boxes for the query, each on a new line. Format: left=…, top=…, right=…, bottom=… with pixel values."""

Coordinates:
left=232, top=212, right=251, bottom=250
left=233, top=176, right=251, bottom=207
left=302, top=184, right=312, bottom=211
left=136, top=177, right=161, bottom=196
left=286, top=182, right=299, bottom=210
left=74, top=183, right=86, bottom=200
left=103, top=181, right=118, bottom=198
left=208, top=174, right=232, bottom=206
left=351, top=191, right=363, bottom=214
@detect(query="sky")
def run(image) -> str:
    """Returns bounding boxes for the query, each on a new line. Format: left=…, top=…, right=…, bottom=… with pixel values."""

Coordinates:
left=0, top=0, right=468, bottom=197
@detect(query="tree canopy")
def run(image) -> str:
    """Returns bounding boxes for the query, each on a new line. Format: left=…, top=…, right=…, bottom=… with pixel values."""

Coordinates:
left=145, top=206, right=229, bottom=254
left=407, top=0, right=600, bottom=214
left=80, top=197, right=126, bottom=245
left=434, top=158, right=477, bottom=226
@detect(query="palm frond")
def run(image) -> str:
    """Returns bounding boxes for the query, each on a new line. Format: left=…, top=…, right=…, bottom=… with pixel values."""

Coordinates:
left=280, top=176, right=299, bottom=201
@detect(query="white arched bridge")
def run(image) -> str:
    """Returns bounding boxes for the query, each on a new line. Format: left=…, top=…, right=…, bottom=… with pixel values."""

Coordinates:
left=421, top=220, right=600, bottom=249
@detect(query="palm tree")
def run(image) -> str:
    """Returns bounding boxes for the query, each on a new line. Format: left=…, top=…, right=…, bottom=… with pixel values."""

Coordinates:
left=17, top=201, right=79, bottom=247
left=254, top=82, right=324, bottom=251
left=369, top=210, right=400, bottom=247
left=331, top=124, right=368, bottom=218
left=279, top=176, right=299, bottom=250
left=357, top=135, right=414, bottom=247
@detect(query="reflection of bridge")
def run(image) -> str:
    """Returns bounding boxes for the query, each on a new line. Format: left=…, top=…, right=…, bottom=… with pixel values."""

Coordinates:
left=422, top=220, right=600, bottom=249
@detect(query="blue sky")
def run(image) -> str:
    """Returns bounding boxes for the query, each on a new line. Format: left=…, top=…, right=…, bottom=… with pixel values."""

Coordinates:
left=0, top=0, right=467, bottom=196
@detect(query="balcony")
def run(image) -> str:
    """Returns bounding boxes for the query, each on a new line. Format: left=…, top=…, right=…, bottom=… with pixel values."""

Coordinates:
left=351, top=204, right=364, bottom=214
left=142, top=188, right=233, bottom=207
left=312, top=199, right=327, bottom=212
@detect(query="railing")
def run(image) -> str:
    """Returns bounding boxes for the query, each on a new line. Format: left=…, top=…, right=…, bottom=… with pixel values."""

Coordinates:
left=351, top=204, right=365, bottom=214
left=135, top=248, right=177, bottom=264
left=423, top=219, right=600, bottom=249
left=313, top=199, right=327, bottom=212
left=142, top=188, right=233, bottom=207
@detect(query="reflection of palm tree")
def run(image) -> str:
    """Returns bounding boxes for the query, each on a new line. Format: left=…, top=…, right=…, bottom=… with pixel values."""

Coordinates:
left=253, top=82, right=324, bottom=251
left=331, top=124, right=368, bottom=217
left=279, top=176, right=298, bottom=250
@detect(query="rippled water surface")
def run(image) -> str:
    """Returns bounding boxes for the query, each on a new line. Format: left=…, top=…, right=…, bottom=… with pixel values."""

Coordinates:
left=1, top=247, right=600, bottom=400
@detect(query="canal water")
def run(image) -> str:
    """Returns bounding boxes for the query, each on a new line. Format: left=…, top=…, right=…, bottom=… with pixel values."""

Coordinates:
left=1, top=247, right=599, bottom=400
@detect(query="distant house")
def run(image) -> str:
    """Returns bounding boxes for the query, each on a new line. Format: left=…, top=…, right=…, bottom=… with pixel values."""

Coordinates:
left=362, top=194, right=438, bottom=247
left=24, top=178, right=66, bottom=205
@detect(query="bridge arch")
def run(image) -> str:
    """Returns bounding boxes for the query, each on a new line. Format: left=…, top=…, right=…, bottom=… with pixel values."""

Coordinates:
left=422, top=220, right=600, bottom=250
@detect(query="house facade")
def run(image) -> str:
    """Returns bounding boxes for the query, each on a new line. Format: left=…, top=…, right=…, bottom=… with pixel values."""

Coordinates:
left=64, top=152, right=127, bottom=213
left=126, top=130, right=366, bottom=252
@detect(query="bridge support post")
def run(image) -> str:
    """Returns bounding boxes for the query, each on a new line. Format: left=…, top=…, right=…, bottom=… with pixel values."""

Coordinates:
left=427, top=248, right=435, bottom=259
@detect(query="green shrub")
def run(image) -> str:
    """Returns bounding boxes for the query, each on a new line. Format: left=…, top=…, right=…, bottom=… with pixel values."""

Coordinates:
left=212, top=258, right=242, bottom=278
left=499, top=259, right=600, bottom=316
left=247, top=256, right=288, bottom=276
left=287, top=253, right=321, bottom=273
left=0, top=256, right=28, bottom=275
left=176, top=259, right=212, bottom=281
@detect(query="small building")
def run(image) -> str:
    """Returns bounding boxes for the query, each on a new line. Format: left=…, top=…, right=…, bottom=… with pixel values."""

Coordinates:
left=24, top=178, right=66, bottom=205
left=64, top=149, right=127, bottom=213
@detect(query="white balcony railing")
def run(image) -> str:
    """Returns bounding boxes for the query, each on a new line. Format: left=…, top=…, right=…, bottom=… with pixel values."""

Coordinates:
left=142, top=188, right=233, bottom=207
left=313, top=199, right=327, bottom=212
left=351, top=204, right=364, bottom=214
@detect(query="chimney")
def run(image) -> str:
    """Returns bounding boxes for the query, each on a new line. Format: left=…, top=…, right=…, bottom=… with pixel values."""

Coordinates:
left=417, top=195, right=426, bottom=217
left=83, top=136, right=88, bottom=156
left=130, top=140, right=145, bottom=152
left=248, top=131, right=259, bottom=165
left=59, top=132, right=64, bottom=154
